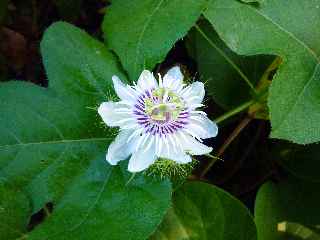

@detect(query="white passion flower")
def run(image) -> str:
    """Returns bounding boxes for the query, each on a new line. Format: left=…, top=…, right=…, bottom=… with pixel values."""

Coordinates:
left=98, top=66, right=218, bottom=172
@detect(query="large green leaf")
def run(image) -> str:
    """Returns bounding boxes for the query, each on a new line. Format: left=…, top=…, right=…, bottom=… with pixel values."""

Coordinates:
left=204, top=0, right=320, bottom=144
left=41, top=21, right=127, bottom=107
left=0, top=22, right=172, bottom=239
left=102, top=0, right=208, bottom=80
left=255, top=176, right=320, bottom=240
left=151, top=181, right=257, bottom=240
left=27, top=159, right=172, bottom=240
left=0, top=182, right=30, bottom=240
left=187, top=20, right=273, bottom=109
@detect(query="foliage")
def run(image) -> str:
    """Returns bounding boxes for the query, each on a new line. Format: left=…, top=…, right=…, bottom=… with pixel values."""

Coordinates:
left=0, top=22, right=171, bottom=239
left=151, top=182, right=256, bottom=240
left=1, top=0, right=320, bottom=239
left=255, top=175, right=320, bottom=240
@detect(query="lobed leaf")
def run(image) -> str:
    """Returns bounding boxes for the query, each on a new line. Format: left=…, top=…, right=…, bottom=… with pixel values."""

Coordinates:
left=0, top=22, right=172, bottom=240
left=204, top=0, right=320, bottom=144
left=102, top=0, right=208, bottom=80
left=187, top=20, right=273, bottom=109
left=0, top=182, right=30, bottom=240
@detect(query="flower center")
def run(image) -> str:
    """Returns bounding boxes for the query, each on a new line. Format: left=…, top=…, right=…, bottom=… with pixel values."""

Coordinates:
left=145, top=88, right=184, bottom=124
left=133, top=87, right=189, bottom=136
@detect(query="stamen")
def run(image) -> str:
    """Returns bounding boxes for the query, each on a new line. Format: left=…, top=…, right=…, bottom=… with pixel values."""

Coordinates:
left=133, top=86, right=190, bottom=138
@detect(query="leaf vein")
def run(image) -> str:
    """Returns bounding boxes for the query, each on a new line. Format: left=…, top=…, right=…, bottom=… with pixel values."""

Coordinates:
left=0, top=137, right=113, bottom=149
left=133, top=0, right=165, bottom=77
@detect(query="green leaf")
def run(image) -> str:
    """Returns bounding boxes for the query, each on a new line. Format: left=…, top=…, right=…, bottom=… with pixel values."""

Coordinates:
left=0, top=22, right=172, bottom=239
left=204, top=0, right=320, bottom=144
left=102, top=0, right=208, bottom=80
left=0, top=81, right=105, bottom=212
left=41, top=21, right=127, bottom=107
left=27, top=160, right=172, bottom=240
left=150, top=181, right=257, bottom=240
left=187, top=20, right=273, bottom=109
left=255, top=176, right=320, bottom=240
left=272, top=142, right=320, bottom=183
left=0, top=182, right=30, bottom=240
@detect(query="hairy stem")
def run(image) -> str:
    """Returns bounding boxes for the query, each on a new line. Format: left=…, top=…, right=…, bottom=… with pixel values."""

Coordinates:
left=214, top=99, right=254, bottom=124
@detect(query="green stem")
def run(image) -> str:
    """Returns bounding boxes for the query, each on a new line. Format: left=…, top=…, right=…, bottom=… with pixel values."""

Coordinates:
left=194, top=24, right=258, bottom=95
left=201, top=117, right=252, bottom=178
left=200, top=154, right=222, bottom=178
left=214, top=99, right=254, bottom=124
left=278, top=222, right=320, bottom=240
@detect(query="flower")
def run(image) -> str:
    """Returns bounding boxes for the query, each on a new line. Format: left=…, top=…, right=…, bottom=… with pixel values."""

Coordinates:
left=98, top=66, right=218, bottom=172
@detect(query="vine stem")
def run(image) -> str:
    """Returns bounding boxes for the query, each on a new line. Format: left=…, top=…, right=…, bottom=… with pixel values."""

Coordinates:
left=214, top=99, right=254, bottom=124
left=194, top=24, right=258, bottom=95
left=200, top=117, right=252, bottom=178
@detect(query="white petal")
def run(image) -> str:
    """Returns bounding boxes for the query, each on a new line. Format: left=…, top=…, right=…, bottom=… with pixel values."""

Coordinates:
left=112, top=75, right=138, bottom=104
left=178, top=131, right=212, bottom=155
left=158, top=135, right=192, bottom=164
left=172, top=152, right=192, bottom=164
left=163, top=66, right=183, bottom=91
left=137, top=70, right=158, bottom=91
left=128, top=138, right=157, bottom=172
left=98, top=102, right=135, bottom=127
left=106, top=130, right=136, bottom=165
left=186, top=114, right=218, bottom=139
left=181, top=82, right=205, bottom=110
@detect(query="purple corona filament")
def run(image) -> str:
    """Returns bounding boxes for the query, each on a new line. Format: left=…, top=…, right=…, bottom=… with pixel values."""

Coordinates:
left=133, top=89, right=189, bottom=137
